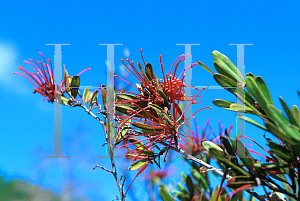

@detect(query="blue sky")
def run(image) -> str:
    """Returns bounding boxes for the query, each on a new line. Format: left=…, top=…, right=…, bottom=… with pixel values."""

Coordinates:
left=1, top=0, right=300, bottom=200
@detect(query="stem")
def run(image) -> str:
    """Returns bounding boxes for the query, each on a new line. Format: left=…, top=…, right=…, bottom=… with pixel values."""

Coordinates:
left=78, top=104, right=125, bottom=200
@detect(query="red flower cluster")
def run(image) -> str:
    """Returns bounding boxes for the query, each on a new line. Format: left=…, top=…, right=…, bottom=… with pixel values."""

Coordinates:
left=14, top=52, right=55, bottom=102
left=14, top=52, right=91, bottom=103
left=115, top=49, right=212, bottom=161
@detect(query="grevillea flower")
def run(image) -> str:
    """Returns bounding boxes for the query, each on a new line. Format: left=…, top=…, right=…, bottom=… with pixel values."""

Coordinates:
left=115, top=50, right=212, bottom=161
left=114, top=50, right=212, bottom=195
left=14, top=52, right=91, bottom=103
left=14, top=52, right=55, bottom=102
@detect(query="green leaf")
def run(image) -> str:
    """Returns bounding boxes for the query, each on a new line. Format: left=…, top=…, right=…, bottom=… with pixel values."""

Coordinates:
left=70, top=76, right=80, bottom=99
left=131, top=122, right=158, bottom=130
left=191, top=167, right=208, bottom=190
left=245, top=76, right=270, bottom=115
left=128, top=138, right=154, bottom=155
left=185, top=176, right=194, bottom=198
left=88, top=89, right=99, bottom=111
left=237, top=115, right=267, bottom=130
left=138, top=61, right=148, bottom=81
left=230, top=103, right=256, bottom=114
left=209, top=148, right=250, bottom=176
left=227, top=176, right=257, bottom=189
left=145, top=63, right=157, bottom=80
left=128, top=159, right=148, bottom=170
left=230, top=139, right=256, bottom=168
left=264, top=121, right=298, bottom=145
left=255, top=76, right=273, bottom=105
left=267, top=104, right=300, bottom=143
left=209, top=186, right=220, bottom=201
left=159, top=186, right=175, bottom=201
left=177, top=182, right=189, bottom=197
left=212, top=51, right=244, bottom=84
left=149, top=104, right=173, bottom=126
left=116, top=119, right=131, bottom=142
left=213, top=74, right=258, bottom=113
left=198, top=61, right=214, bottom=74
left=291, top=105, right=300, bottom=127
left=268, top=140, right=296, bottom=163
left=203, top=141, right=223, bottom=152
left=82, top=88, right=91, bottom=105
left=280, top=97, right=300, bottom=127
left=61, top=96, right=71, bottom=106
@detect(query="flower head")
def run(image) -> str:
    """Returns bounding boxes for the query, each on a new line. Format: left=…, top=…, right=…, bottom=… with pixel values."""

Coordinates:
left=14, top=52, right=91, bottom=104
left=14, top=52, right=55, bottom=102
left=115, top=49, right=212, bottom=161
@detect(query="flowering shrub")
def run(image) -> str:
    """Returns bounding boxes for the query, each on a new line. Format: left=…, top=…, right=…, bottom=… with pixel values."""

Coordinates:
left=15, top=50, right=300, bottom=201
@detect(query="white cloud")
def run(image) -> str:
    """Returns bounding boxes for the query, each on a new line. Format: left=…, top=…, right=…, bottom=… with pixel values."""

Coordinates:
left=0, top=44, right=16, bottom=82
left=124, top=48, right=130, bottom=57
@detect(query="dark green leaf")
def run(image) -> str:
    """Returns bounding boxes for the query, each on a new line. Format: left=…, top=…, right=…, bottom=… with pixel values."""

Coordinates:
left=70, top=76, right=80, bottom=99
left=279, top=97, right=300, bottom=128
left=159, top=186, right=175, bottom=201
left=185, top=176, right=194, bottom=198
left=255, top=76, right=273, bottom=105
left=267, top=104, right=300, bottom=143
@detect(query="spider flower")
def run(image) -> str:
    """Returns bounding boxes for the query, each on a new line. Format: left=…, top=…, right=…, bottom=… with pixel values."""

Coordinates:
left=115, top=50, right=212, bottom=161
left=14, top=52, right=91, bottom=103
left=14, top=52, right=55, bottom=102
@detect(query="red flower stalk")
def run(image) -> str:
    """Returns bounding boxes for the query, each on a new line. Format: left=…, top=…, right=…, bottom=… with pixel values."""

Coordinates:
left=14, top=52, right=55, bottom=102
left=14, top=52, right=91, bottom=103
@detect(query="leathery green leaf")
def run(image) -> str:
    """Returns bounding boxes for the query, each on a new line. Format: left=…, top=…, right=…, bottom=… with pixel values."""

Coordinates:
left=128, top=159, right=148, bottom=170
left=149, top=104, right=173, bottom=126
left=61, top=96, right=71, bottom=106
left=145, top=63, right=157, bottom=80
left=116, top=119, right=131, bottom=142
left=159, top=186, right=175, bottom=201
left=209, top=148, right=250, bottom=176
left=237, top=115, right=267, bottom=130
left=88, top=89, right=99, bottom=111
left=264, top=121, right=298, bottom=145
left=185, top=176, right=194, bottom=198
left=203, top=141, right=223, bottom=152
left=128, top=138, right=154, bottom=155
left=82, top=88, right=91, bottom=105
left=191, top=167, right=208, bottom=189
left=213, top=74, right=258, bottom=113
left=255, top=76, right=273, bottom=105
left=209, top=186, right=220, bottom=201
left=198, top=60, right=214, bottom=74
left=245, top=76, right=270, bottom=115
left=227, top=176, right=257, bottom=188
left=70, top=76, right=80, bottom=99
left=212, top=51, right=244, bottom=84
left=138, top=61, right=148, bottom=81
left=230, top=139, right=256, bottom=168
left=291, top=105, right=300, bottom=127
left=279, top=97, right=299, bottom=127
left=267, top=104, right=300, bottom=142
